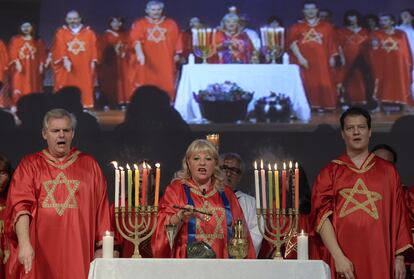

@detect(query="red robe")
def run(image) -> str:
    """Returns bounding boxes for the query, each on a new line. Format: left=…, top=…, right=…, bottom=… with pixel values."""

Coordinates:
left=311, top=153, right=413, bottom=279
left=288, top=19, right=338, bottom=109
left=130, top=16, right=182, bottom=101
left=8, top=36, right=47, bottom=103
left=0, top=197, right=7, bottom=279
left=336, top=28, right=370, bottom=104
left=370, top=29, right=413, bottom=104
left=4, top=148, right=111, bottom=279
left=0, top=40, right=9, bottom=108
left=215, top=31, right=254, bottom=64
left=52, top=25, right=98, bottom=108
left=152, top=179, right=256, bottom=258
left=98, top=29, right=132, bottom=105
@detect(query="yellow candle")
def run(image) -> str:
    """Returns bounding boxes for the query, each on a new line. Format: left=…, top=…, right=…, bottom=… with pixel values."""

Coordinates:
left=274, top=163, right=280, bottom=209
left=126, top=164, right=132, bottom=208
left=134, top=164, right=140, bottom=207
left=154, top=163, right=161, bottom=207
left=268, top=163, right=273, bottom=209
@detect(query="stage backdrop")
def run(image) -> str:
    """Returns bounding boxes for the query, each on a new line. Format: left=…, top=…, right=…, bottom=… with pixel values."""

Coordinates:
left=38, top=0, right=412, bottom=45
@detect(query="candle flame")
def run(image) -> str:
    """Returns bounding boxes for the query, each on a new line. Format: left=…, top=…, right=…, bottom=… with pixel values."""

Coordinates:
left=134, top=164, right=139, bottom=170
left=295, top=162, right=299, bottom=169
left=143, top=162, right=147, bottom=169
left=274, top=163, right=277, bottom=170
left=155, top=163, right=160, bottom=168
left=260, top=159, right=264, bottom=169
left=126, top=163, right=131, bottom=170
left=268, top=163, right=272, bottom=171
left=289, top=161, right=293, bottom=169
left=254, top=161, right=257, bottom=170
left=283, top=162, right=286, bottom=170
left=110, top=161, right=118, bottom=169
left=119, top=166, right=124, bottom=171
left=301, top=229, right=305, bottom=235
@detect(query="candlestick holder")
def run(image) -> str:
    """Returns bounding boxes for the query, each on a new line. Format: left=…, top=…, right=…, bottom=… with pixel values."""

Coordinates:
left=115, top=205, right=158, bottom=258
left=193, top=45, right=216, bottom=64
left=256, top=208, right=299, bottom=259
left=262, top=45, right=283, bottom=64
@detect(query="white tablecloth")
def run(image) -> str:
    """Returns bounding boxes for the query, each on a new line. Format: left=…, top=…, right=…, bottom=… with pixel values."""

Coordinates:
left=174, top=64, right=311, bottom=122
left=88, top=259, right=330, bottom=279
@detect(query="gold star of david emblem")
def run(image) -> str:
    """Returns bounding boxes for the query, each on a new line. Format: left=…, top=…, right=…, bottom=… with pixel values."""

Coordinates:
left=196, top=201, right=225, bottom=246
left=147, top=25, right=167, bottom=43
left=42, top=172, right=79, bottom=216
left=67, top=37, right=86, bottom=55
left=301, top=28, right=323, bottom=44
left=19, top=42, right=37, bottom=60
left=339, top=178, right=382, bottom=219
left=381, top=37, right=398, bottom=53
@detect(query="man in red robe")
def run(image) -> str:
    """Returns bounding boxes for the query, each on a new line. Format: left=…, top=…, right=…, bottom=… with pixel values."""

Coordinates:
left=288, top=1, right=338, bottom=110
left=311, top=107, right=413, bottom=279
left=52, top=10, right=98, bottom=108
left=4, top=108, right=111, bottom=279
left=370, top=14, right=413, bottom=110
left=0, top=39, right=9, bottom=108
left=130, top=1, right=182, bottom=101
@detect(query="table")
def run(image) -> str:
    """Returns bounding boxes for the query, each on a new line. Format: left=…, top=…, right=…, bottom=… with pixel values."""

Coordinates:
left=88, top=259, right=330, bottom=279
left=174, top=64, right=311, bottom=122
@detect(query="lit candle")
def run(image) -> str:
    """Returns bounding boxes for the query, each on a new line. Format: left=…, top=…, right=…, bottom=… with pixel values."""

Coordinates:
left=282, top=162, right=286, bottom=209
left=120, top=166, right=125, bottom=207
left=260, top=160, right=267, bottom=209
left=191, top=28, right=198, bottom=47
left=254, top=161, right=261, bottom=209
left=295, top=162, right=300, bottom=210
left=260, top=27, right=266, bottom=47
left=111, top=161, right=120, bottom=208
left=154, top=163, right=161, bottom=207
left=141, top=162, right=148, bottom=206
left=280, top=27, right=285, bottom=49
left=126, top=164, right=132, bottom=208
left=274, top=163, right=280, bottom=209
left=289, top=161, right=293, bottom=208
left=134, top=164, right=140, bottom=207
left=206, top=28, right=212, bottom=45
left=268, top=164, right=273, bottom=209
left=102, top=231, right=114, bottom=258
left=297, top=229, right=309, bottom=260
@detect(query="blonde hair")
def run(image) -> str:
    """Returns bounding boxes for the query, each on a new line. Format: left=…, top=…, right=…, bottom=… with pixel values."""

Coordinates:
left=174, top=139, right=225, bottom=191
left=220, top=13, right=240, bottom=32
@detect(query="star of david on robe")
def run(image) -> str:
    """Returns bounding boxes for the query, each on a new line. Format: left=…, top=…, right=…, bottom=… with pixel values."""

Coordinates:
left=42, top=172, right=80, bottom=216
left=381, top=37, right=399, bottom=53
left=339, top=178, right=382, bottom=220
left=19, top=42, right=37, bottom=60
left=301, top=28, right=323, bottom=44
left=196, top=200, right=225, bottom=246
left=147, top=25, right=167, bottom=43
left=67, top=37, right=86, bottom=55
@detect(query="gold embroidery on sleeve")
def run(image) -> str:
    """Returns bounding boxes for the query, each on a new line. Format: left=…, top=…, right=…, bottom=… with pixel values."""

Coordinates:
left=316, top=210, right=333, bottom=233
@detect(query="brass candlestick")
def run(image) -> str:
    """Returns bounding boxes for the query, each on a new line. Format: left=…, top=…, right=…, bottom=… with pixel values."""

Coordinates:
left=115, top=205, right=158, bottom=258
left=228, top=219, right=249, bottom=259
left=257, top=208, right=299, bottom=259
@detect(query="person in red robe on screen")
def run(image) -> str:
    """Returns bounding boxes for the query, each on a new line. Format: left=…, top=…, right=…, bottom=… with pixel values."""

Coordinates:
left=311, top=107, right=413, bottom=279
left=0, top=40, right=9, bottom=108
left=288, top=1, right=338, bottom=111
left=370, top=14, right=413, bottom=111
left=130, top=1, right=182, bottom=101
left=52, top=10, right=98, bottom=108
left=98, top=17, right=132, bottom=108
left=180, top=17, right=202, bottom=64
left=8, top=22, right=47, bottom=105
left=335, top=10, right=370, bottom=105
left=4, top=109, right=111, bottom=279
left=152, top=139, right=256, bottom=258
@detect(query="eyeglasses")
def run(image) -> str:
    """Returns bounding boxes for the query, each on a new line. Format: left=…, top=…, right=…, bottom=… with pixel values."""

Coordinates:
left=220, top=165, right=242, bottom=175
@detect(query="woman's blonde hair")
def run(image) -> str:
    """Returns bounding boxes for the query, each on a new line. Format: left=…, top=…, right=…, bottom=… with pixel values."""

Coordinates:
left=220, top=13, right=240, bottom=32
left=174, top=139, right=225, bottom=191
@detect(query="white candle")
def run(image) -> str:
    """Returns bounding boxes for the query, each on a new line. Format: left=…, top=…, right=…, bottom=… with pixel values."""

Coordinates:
left=254, top=161, right=261, bottom=209
left=297, top=229, right=309, bottom=260
left=102, top=231, right=114, bottom=258
left=111, top=161, right=120, bottom=208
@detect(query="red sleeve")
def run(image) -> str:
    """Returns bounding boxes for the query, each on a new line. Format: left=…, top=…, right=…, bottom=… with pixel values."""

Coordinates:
left=51, top=28, right=67, bottom=64
left=287, top=23, right=301, bottom=49
left=326, top=24, right=339, bottom=57
left=8, top=37, right=19, bottom=66
left=169, top=20, right=182, bottom=54
left=89, top=29, right=99, bottom=63
left=129, top=20, right=145, bottom=46
left=400, top=32, right=413, bottom=73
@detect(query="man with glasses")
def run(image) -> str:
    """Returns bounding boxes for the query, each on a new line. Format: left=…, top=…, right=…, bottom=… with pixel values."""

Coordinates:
left=220, top=153, right=263, bottom=255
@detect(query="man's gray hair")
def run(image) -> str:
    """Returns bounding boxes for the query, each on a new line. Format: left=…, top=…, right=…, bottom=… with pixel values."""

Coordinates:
left=220, top=152, right=246, bottom=174
left=146, top=1, right=164, bottom=10
left=42, top=108, right=77, bottom=130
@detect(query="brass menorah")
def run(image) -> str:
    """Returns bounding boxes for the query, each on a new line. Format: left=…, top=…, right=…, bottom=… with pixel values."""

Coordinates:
left=257, top=208, right=299, bottom=259
left=115, top=205, right=158, bottom=258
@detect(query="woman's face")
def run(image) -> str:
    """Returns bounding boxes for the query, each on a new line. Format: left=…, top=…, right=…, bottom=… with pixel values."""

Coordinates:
left=110, top=18, right=122, bottom=31
left=187, top=151, right=216, bottom=185
left=0, top=170, right=10, bottom=193
left=401, top=11, right=414, bottom=24
left=21, top=23, right=33, bottom=35
left=347, top=15, right=358, bottom=25
left=224, top=18, right=239, bottom=33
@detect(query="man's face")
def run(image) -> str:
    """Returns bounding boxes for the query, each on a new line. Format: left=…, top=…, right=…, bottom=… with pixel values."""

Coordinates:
left=303, top=4, right=318, bottom=19
left=20, top=23, right=33, bottom=35
left=347, top=15, right=358, bottom=25
left=221, top=158, right=242, bottom=190
left=110, top=18, right=122, bottom=31
left=224, top=18, right=239, bottom=33
left=379, top=16, right=393, bottom=29
left=146, top=4, right=163, bottom=20
left=42, top=117, right=74, bottom=159
left=373, top=149, right=395, bottom=163
left=341, top=115, right=371, bottom=153
left=66, top=11, right=82, bottom=28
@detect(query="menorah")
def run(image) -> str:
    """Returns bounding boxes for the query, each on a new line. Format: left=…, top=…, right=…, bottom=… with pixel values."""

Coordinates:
left=260, top=27, right=285, bottom=64
left=111, top=161, right=160, bottom=258
left=192, top=28, right=216, bottom=63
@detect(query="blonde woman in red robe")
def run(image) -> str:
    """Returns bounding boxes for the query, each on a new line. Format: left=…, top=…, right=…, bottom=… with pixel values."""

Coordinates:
left=152, top=139, right=256, bottom=258
left=8, top=22, right=47, bottom=105
left=98, top=17, right=132, bottom=108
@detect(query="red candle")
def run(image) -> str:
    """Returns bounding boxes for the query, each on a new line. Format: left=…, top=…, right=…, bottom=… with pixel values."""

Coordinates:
left=141, top=162, right=148, bottom=206
left=282, top=162, right=287, bottom=209
left=295, top=162, right=300, bottom=210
